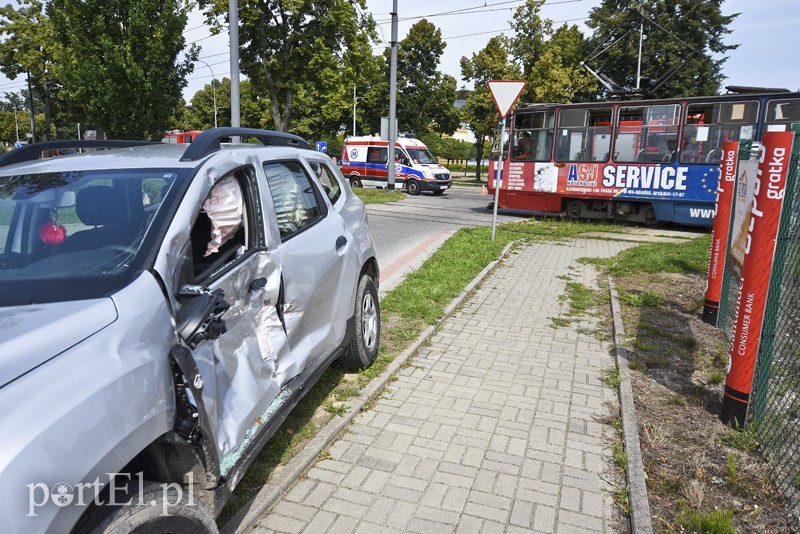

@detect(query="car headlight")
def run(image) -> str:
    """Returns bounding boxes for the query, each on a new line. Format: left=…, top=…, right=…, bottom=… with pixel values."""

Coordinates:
left=422, top=170, right=434, bottom=179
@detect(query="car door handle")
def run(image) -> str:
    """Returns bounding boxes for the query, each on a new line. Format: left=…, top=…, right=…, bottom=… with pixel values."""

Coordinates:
left=249, top=277, right=267, bottom=292
left=335, top=235, right=347, bottom=250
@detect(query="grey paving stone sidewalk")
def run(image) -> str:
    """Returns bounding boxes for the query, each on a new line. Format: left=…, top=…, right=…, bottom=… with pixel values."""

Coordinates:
left=252, top=238, right=633, bottom=534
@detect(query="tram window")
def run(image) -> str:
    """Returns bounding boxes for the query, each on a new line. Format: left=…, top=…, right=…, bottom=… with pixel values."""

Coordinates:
left=614, top=104, right=680, bottom=163
left=681, top=101, right=758, bottom=164
left=765, top=99, right=800, bottom=131
left=555, top=107, right=613, bottom=162
left=512, top=110, right=554, bottom=161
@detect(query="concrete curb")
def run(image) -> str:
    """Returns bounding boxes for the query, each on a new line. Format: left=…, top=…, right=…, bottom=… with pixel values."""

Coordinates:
left=221, top=241, right=518, bottom=534
left=608, top=277, right=654, bottom=534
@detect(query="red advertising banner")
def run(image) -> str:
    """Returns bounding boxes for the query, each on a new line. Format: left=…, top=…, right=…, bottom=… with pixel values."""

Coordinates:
left=702, top=141, right=740, bottom=325
left=721, top=131, right=794, bottom=428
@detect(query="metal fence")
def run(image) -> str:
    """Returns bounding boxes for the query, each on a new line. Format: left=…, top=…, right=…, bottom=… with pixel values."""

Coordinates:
left=748, top=141, right=800, bottom=527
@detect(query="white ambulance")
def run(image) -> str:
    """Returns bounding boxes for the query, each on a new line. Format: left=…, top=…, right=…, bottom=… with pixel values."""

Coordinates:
left=341, top=136, right=452, bottom=195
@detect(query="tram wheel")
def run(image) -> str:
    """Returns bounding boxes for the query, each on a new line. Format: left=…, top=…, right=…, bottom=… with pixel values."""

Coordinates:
left=566, top=200, right=584, bottom=219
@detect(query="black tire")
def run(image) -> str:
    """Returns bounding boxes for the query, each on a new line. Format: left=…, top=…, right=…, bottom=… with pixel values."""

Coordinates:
left=432, top=190, right=445, bottom=196
left=339, top=274, right=380, bottom=370
left=641, top=204, right=660, bottom=226
left=89, top=481, right=217, bottom=534
left=566, top=199, right=584, bottom=219
left=406, top=179, right=421, bottom=195
left=350, top=176, right=362, bottom=188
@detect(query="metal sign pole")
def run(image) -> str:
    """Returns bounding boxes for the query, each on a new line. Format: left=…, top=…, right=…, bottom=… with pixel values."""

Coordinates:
left=490, top=121, right=507, bottom=241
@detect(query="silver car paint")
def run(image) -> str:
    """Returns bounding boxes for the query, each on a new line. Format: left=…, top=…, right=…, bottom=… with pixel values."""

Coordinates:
left=0, top=299, right=117, bottom=388
left=0, top=272, right=174, bottom=533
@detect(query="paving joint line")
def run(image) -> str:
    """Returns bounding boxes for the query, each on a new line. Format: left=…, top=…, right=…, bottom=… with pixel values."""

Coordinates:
left=221, top=240, right=519, bottom=534
left=608, top=276, right=654, bottom=534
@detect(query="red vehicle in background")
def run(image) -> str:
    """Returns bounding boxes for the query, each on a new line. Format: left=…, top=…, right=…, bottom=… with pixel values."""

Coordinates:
left=488, top=91, right=800, bottom=225
left=161, top=130, right=203, bottom=144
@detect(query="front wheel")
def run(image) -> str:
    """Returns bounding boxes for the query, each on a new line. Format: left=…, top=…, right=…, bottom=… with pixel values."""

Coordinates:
left=349, top=176, right=362, bottom=188
left=406, top=179, right=421, bottom=196
left=339, top=273, right=380, bottom=370
left=88, top=481, right=217, bottom=534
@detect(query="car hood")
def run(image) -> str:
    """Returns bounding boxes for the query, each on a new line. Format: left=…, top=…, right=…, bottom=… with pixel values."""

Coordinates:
left=0, top=298, right=118, bottom=389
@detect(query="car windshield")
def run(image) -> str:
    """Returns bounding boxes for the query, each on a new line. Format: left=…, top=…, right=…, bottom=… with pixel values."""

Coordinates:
left=406, top=148, right=437, bottom=165
left=0, top=168, right=187, bottom=306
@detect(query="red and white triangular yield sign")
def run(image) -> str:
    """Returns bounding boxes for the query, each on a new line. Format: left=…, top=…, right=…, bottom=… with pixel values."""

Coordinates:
left=488, top=80, right=527, bottom=118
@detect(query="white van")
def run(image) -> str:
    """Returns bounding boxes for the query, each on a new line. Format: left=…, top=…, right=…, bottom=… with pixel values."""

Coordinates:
left=341, top=136, right=452, bottom=195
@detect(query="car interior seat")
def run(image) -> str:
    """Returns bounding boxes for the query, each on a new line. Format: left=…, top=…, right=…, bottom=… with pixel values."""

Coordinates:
left=65, top=185, right=138, bottom=251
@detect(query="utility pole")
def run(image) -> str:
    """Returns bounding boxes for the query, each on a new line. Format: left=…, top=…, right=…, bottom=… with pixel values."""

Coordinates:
left=352, top=84, right=361, bottom=137
left=636, top=1, right=644, bottom=90
left=387, top=0, right=398, bottom=190
left=26, top=71, right=36, bottom=143
left=229, top=0, right=241, bottom=135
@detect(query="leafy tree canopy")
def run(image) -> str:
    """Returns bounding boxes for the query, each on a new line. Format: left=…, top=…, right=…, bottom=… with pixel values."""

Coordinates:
left=510, top=0, right=597, bottom=104
left=585, top=0, right=737, bottom=98
left=0, top=0, right=61, bottom=140
left=460, top=35, right=520, bottom=180
left=201, top=0, right=376, bottom=134
left=49, top=0, right=198, bottom=139
left=390, top=19, right=460, bottom=137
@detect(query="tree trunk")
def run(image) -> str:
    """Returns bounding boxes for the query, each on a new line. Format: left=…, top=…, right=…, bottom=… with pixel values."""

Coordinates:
left=474, top=135, right=485, bottom=182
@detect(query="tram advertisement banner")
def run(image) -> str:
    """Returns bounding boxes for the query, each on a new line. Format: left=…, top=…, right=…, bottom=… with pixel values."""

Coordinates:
left=498, top=161, right=720, bottom=202
left=721, top=131, right=794, bottom=428
left=702, top=141, right=739, bottom=326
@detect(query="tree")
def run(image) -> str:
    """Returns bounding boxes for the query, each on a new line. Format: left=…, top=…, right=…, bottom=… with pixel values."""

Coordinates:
left=509, top=0, right=597, bottom=104
left=49, top=0, right=198, bottom=139
left=390, top=19, right=459, bottom=138
left=460, top=36, right=520, bottom=181
left=0, top=1, right=61, bottom=141
left=201, top=0, right=376, bottom=135
left=185, top=78, right=265, bottom=131
left=585, top=0, right=737, bottom=98
left=526, top=25, right=597, bottom=103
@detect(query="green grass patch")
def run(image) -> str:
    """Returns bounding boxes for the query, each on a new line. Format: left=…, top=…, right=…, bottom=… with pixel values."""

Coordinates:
left=564, top=282, right=604, bottom=315
left=719, top=425, right=761, bottom=452
left=726, top=452, right=738, bottom=488
left=352, top=188, right=406, bottom=204
left=618, top=289, right=664, bottom=308
left=677, top=507, right=736, bottom=534
left=604, top=366, right=622, bottom=389
left=602, top=234, right=712, bottom=277
left=503, top=218, right=621, bottom=240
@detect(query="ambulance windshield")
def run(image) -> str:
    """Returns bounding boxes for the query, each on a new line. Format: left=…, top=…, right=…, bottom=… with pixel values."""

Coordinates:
left=406, top=148, right=437, bottom=165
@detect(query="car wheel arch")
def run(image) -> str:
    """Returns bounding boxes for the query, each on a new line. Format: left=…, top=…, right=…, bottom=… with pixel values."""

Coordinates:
left=72, top=432, right=214, bottom=530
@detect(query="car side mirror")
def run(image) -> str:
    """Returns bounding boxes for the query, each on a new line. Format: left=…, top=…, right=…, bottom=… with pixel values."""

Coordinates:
left=176, top=288, right=230, bottom=348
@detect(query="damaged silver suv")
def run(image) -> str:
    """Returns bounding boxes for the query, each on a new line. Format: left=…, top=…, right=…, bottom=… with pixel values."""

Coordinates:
left=0, top=128, right=380, bottom=533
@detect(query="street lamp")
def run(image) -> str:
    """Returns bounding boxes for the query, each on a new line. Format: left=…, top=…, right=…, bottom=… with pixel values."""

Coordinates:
left=196, top=59, right=218, bottom=128
left=352, top=84, right=362, bottom=137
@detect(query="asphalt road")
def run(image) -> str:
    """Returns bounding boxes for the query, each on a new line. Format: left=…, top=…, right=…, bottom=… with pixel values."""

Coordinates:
left=366, top=186, right=525, bottom=295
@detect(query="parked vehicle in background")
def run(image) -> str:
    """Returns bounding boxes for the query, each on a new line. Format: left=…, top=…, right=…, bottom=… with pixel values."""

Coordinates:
left=0, top=128, right=380, bottom=533
left=162, top=130, right=203, bottom=144
left=489, top=90, right=800, bottom=225
left=341, top=135, right=452, bottom=195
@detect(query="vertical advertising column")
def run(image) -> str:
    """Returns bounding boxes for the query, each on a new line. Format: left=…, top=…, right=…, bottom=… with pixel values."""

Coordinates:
left=721, top=131, right=794, bottom=428
left=702, top=141, right=739, bottom=325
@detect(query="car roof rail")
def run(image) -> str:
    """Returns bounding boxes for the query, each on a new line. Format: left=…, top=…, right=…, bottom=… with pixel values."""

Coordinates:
left=180, top=127, right=311, bottom=162
left=0, top=140, right=160, bottom=168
